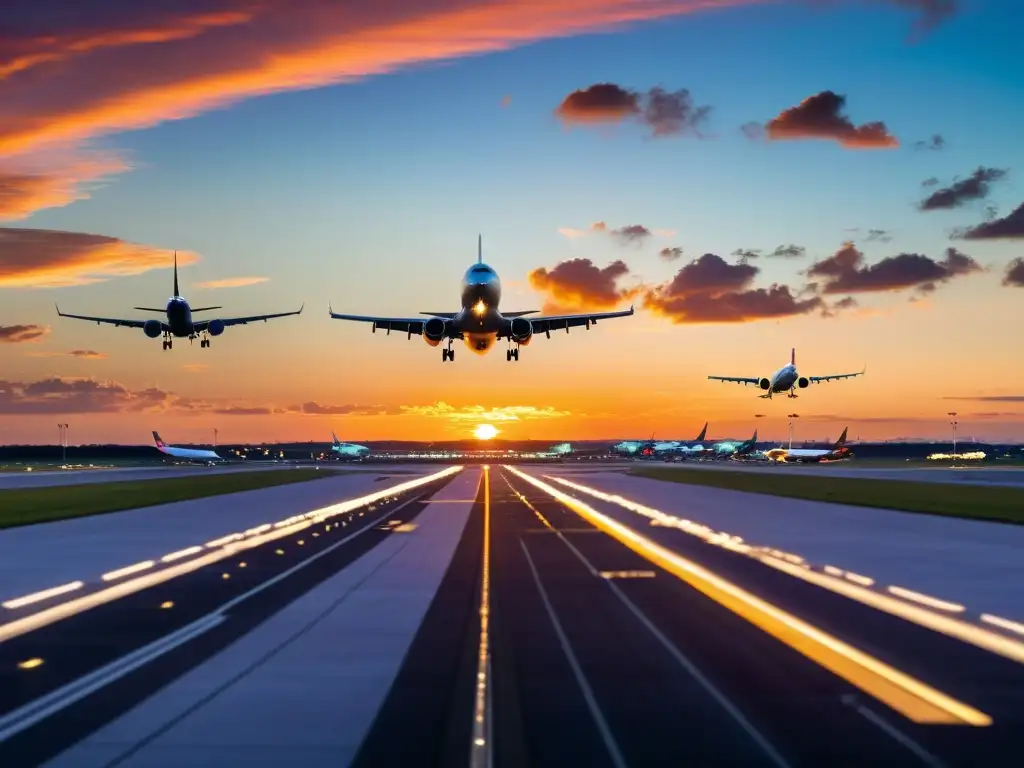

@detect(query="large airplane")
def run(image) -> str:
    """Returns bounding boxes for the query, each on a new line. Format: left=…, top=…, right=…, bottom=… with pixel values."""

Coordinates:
left=152, top=431, right=222, bottom=465
left=331, top=432, right=370, bottom=459
left=613, top=423, right=709, bottom=456
left=764, top=427, right=851, bottom=463
left=329, top=236, right=634, bottom=362
left=56, top=254, right=303, bottom=350
left=708, top=349, right=865, bottom=399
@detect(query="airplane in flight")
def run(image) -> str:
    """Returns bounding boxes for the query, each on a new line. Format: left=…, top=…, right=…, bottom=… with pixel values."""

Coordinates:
left=152, top=431, right=222, bottom=466
left=331, top=431, right=370, bottom=460
left=708, top=349, right=865, bottom=399
left=329, top=236, right=634, bottom=361
left=764, top=427, right=851, bottom=463
left=56, top=254, right=303, bottom=350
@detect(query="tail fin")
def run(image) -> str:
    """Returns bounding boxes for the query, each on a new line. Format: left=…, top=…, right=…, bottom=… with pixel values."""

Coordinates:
left=834, top=427, right=849, bottom=448
left=752, top=429, right=758, bottom=442
left=173, top=251, right=180, bottom=297
left=791, top=347, right=795, bottom=366
left=152, top=431, right=166, bottom=448
left=477, top=234, right=482, bottom=264
left=331, top=431, right=340, bottom=445
left=695, top=422, right=708, bottom=442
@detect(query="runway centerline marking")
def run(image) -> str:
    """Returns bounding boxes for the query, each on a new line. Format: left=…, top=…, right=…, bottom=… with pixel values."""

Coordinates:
left=506, top=467, right=991, bottom=727
left=470, top=467, right=493, bottom=768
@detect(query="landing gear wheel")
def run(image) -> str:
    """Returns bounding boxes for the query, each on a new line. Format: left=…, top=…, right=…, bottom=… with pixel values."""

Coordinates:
left=442, top=348, right=454, bottom=362
left=162, top=339, right=173, bottom=351
left=506, top=348, right=519, bottom=361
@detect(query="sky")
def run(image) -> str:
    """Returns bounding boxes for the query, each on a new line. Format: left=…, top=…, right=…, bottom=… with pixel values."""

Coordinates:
left=1, top=0, right=1023, bottom=446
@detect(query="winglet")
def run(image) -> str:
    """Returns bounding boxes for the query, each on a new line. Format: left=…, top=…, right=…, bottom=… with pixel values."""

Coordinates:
left=477, top=233, right=482, bottom=264
left=328, top=303, right=333, bottom=316
left=629, top=304, right=635, bottom=314
left=55, top=302, right=63, bottom=317
left=298, top=303, right=304, bottom=314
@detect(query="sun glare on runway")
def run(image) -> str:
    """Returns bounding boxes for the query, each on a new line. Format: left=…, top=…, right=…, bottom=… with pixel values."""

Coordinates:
left=474, top=423, right=499, bottom=440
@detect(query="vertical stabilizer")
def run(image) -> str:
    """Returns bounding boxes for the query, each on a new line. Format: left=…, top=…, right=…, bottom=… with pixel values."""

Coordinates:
left=152, top=431, right=166, bottom=448
left=834, top=427, right=849, bottom=447
left=791, top=347, right=795, bottom=366
left=695, top=422, right=708, bottom=442
left=477, top=234, right=482, bottom=264
left=331, top=431, right=340, bottom=445
left=173, top=252, right=180, bottom=297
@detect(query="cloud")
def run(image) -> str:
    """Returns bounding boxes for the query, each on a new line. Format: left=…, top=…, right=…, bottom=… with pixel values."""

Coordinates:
left=865, top=229, right=893, bottom=243
left=295, top=401, right=388, bottom=416
left=732, top=248, right=761, bottom=262
left=610, top=224, right=651, bottom=244
left=1003, top=258, right=1024, bottom=287
left=557, top=227, right=586, bottom=239
left=27, top=348, right=107, bottom=358
left=0, top=324, right=50, bottom=343
left=833, top=296, right=859, bottom=310
left=555, top=83, right=710, bottom=137
left=642, top=252, right=823, bottom=324
left=213, top=406, right=281, bottom=416
left=918, top=167, right=1008, bottom=211
left=0, top=151, right=130, bottom=220
left=761, top=91, right=898, bottom=149
left=941, top=395, right=1024, bottom=403
left=0, top=376, right=180, bottom=414
left=528, top=258, right=638, bottom=313
left=653, top=228, right=676, bottom=238
left=182, top=363, right=208, bottom=373
left=956, top=201, right=1024, bottom=240
left=769, top=244, right=806, bottom=258
left=806, top=242, right=982, bottom=294
left=195, top=276, right=269, bottom=289
left=913, top=134, right=946, bottom=151
left=659, top=246, right=684, bottom=261
left=921, top=177, right=940, bottom=187
left=400, top=402, right=571, bottom=422
left=591, top=221, right=608, bottom=232
left=0, top=227, right=196, bottom=288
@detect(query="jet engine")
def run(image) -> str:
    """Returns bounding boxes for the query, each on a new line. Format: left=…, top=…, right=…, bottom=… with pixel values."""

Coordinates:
left=143, top=320, right=162, bottom=338
left=207, top=319, right=225, bottom=336
left=509, top=317, right=533, bottom=346
left=797, top=377, right=809, bottom=388
left=758, top=377, right=771, bottom=390
left=423, top=317, right=448, bottom=347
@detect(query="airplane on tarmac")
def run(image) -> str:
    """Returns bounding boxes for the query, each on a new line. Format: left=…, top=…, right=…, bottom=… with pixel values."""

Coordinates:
left=613, top=423, right=709, bottom=457
left=763, top=427, right=851, bottom=463
left=331, top=431, right=370, bottom=459
left=152, top=431, right=222, bottom=465
left=708, top=349, right=865, bottom=399
left=329, top=236, right=634, bottom=362
left=56, top=254, right=303, bottom=350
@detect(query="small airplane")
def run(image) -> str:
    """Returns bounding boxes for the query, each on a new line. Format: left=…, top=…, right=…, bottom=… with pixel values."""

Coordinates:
left=764, top=427, right=851, bottom=463
left=331, top=431, right=370, bottom=459
left=708, top=349, right=865, bottom=399
left=152, top=431, right=222, bottom=465
left=56, top=253, right=303, bottom=350
left=329, top=235, right=634, bottom=362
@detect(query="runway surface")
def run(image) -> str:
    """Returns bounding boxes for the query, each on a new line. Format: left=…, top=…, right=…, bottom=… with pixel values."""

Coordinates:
left=2, top=464, right=1022, bottom=766
left=0, top=464, right=297, bottom=490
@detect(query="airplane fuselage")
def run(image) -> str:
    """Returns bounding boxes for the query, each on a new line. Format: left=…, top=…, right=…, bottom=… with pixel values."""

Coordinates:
left=455, top=262, right=504, bottom=354
left=769, top=363, right=799, bottom=394
left=166, top=296, right=195, bottom=337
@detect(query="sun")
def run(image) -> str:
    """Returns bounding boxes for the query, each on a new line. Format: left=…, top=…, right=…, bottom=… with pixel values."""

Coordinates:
left=474, top=423, right=499, bottom=440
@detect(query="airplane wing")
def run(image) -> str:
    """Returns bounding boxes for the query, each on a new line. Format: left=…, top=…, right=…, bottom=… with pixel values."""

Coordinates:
left=195, top=305, right=303, bottom=329
left=707, top=375, right=761, bottom=386
left=809, top=368, right=865, bottom=384
left=502, top=306, right=634, bottom=337
left=329, top=308, right=432, bottom=336
left=55, top=305, right=153, bottom=329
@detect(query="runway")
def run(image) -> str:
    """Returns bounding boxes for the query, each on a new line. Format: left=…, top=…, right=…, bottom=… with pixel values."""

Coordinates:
left=0, top=463, right=292, bottom=490
left=2, top=465, right=1022, bottom=766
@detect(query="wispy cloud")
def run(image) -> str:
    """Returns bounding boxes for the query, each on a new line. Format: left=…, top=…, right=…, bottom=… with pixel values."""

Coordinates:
left=400, top=402, right=571, bottom=422
left=0, top=324, right=50, bottom=343
left=195, top=276, right=269, bottom=289
left=0, top=151, right=130, bottom=221
left=26, top=348, right=106, bottom=358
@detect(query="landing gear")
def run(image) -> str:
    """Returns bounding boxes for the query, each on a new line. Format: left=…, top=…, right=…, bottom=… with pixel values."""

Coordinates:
left=200, top=334, right=211, bottom=349
left=162, top=333, right=173, bottom=351
left=506, top=347, right=519, bottom=362
left=442, top=339, right=455, bottom=362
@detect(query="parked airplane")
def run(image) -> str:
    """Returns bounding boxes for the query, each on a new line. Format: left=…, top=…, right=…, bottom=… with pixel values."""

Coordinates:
left=729, top=430, right=760, bottom=459
left=152, top=431, right=222, bottom=465
left=329, top=236, right=634, bottom=362
left=764, top=427, right=850, bottom=463
left=56, top=254, right=303, bottom=350
left=708, top=349, right=864, bottom=399
left=613, top=423, right=709, bottom=456
left=331, top=431, right=370, bottom=459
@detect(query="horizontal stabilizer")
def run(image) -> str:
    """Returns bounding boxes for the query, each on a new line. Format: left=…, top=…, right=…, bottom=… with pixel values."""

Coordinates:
left=418, top=312, right=458, bottom=318
left=503, top=311, right=539, bottom=318
left=133, top=307, right=166, bottom=312
left=190, top=306, right=223, bottom=312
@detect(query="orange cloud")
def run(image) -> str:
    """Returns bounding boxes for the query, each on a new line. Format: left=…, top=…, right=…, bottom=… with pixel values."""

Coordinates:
left=0, top=151, right=130, bottom=220
left=0, top=324, right=50, bottom=343
left=528, top=258, right=639, bottom=313
left=761, top=91, right=898, bottom=149
left=0, top=228, right=197, bottom=288
left=0, top=376, right=179, bottom=414
left=400, top=402, right=571, bottom=422
left=195, top=276, right=270, bottom=289
left=26, top=349, right=107, bottom=358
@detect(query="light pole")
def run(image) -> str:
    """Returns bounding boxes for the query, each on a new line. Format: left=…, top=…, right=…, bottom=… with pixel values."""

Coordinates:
left=787, top=413, right=799, bottom=451
left=947, top=411, right=958, bottom=462
left=214, top=428, right=218, bottom=448
left=57, top=423, right=68, bottom=466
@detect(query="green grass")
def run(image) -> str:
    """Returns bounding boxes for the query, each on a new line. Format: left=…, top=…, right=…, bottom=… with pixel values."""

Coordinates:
left=628, top=467, right=1024, bottom=524
left=0, top=469, right=329, bottom=529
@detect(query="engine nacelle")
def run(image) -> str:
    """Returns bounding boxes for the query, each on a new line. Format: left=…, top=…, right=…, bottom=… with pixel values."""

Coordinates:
left=797, top=377, right=809, bottom=388
left=207, top=319, right=225, bottom=336
left=509, top=317, right=533, bottom=346
left=758, top=377, right=771, bottom=390
left=423, top=317, right=448, bottom=345
left=143, top=319, right=162, bottom=338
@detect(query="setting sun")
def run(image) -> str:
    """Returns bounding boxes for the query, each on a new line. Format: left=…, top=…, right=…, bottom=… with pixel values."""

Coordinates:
left=474, top=423, right=499, bottom=440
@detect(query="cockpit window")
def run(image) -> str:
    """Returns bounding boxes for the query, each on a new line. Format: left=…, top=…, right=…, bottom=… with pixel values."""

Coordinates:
left=470, top=265, right=491, bottom=273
